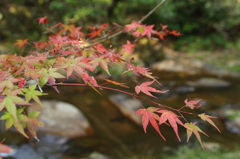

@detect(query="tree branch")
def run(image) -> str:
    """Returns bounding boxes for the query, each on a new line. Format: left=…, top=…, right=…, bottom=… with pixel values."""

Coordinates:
left=86, top=0, right=166, bottom=47
left=48, top=82, right=198, bottom=116
left=138, top=0, right=166, bottom=23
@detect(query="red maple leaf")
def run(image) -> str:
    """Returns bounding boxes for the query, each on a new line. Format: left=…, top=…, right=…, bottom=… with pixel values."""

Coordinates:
left=135, top=107, right=165, bottom=140
left=156, top=31, right=168, bottom=40
left=93, top=44, right=108, bottom=53
left=81, top=72, right=98, bottom=87
left=38, top=17, right=49, bottom=25
left=14, top=39, right=28, bottom=48
left=62, top=24, right=84, bottom=39
left=50, top=22, right=62, bottom=29
left=142, top=25, right=157, bottom=38
left=167, top=30, right=182, bottom=36
left=99, top=23, right=109, bottom=30
left=135, top=80, right=166, bottom=98
left=0, top=139, right=14, bottom=153
left=121, top=40, right=136, bottom=54
left=160, top=24, right=168, bottom=30
left=125, top=21, right=141, bottom=32
left=184, top=99, right=202, bottom=109
left=124, top=65, right=157, bottom=81
left=157, top=110, right=185, bottom=141
left=87, top=26, right=102, bottom=38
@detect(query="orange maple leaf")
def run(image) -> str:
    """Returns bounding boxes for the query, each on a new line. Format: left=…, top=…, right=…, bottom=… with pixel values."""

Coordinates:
left=14, top=39, right=28, bottom=48
left=101, top=77, right=129, bottom=88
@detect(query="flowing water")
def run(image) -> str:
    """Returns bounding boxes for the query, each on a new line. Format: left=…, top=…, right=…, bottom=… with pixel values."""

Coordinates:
left=1, top=73, right=240, bottom=159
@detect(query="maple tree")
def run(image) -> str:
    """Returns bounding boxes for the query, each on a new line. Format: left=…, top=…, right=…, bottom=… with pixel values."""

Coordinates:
left=0, top=0, right=220, bottom=153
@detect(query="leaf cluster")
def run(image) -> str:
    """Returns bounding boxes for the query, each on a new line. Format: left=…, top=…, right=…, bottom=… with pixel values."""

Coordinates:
left=0, top=5, right=220, bottom=149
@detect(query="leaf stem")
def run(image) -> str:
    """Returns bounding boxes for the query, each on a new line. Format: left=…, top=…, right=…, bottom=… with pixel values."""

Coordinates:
left=48, top=82, right=198, bottom=116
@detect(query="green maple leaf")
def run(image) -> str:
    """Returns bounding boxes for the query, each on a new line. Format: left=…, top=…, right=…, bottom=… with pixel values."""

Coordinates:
left=185, top=122, right=208, bottom=150
left=39, top=76, right=48, bottom=87
left=0, top=112, right=14, bottom=130
left=198, top=113, right=221, bottom=133
left=13, top=121, right=29, bottom=139
left=0, top=107, right=29, bottom=138
left=21, top=84, right=47, bottom=106
left=39, top=67, right=65, bottom=79
left=48, top=67, right=65, bottom=78
left=0, top=95, right=30, bottom=121
left=26, top=110, right=44, bottom=140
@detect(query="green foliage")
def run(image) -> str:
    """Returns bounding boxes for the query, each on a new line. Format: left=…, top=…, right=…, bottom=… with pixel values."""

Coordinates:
left=1, top=0, right=240, bottom=52
left=162, top=145, right=240, bottom=159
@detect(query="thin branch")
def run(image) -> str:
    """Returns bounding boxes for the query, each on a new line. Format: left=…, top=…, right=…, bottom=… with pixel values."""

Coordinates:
left=138, top=0, right=166, bottom=23
left=48, top=82, right=198, bottom=116
left=86, top=0, right=166, bottom=47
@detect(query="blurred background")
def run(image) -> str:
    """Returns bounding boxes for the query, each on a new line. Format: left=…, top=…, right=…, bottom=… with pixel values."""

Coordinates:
left=0, top=0, right=240, bottom=159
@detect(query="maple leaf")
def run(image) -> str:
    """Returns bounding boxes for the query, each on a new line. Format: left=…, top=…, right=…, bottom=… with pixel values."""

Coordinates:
left=50, top=22, right=62, bottom=29
left=142, top=25, right=157, bottom=38
left=135, top=80, right=167, bottom=98
left=135, top=65, right=157, bottom=81
left=121, top=40, right=136, bottom=54
left=47, top=67, right=65, bottom=79
left=125, top=21, right=141, bottom=32
left=135, top=107, right=165, bottom=140
left=0, top=139, right=14, bottom=153
left=101, top=77, right=129, bottom=88
left=132, top=26, right=145, bottom=37
left=92, top=57, right=111, bottom=76
left=167, top=30, right=182, bottom=36
left=0, top=107, right=29, bottom=139
left=20, top=84, right=47, bottom=107
left=48, top=77, right=60, bottom=93
left=157, top=110, right=185, bottom=141
left=99, top=23, right=109, bottom=30
left=14, top=121, right=29, bottom=139
left=0, top=111, right=14, bottom=130
left=156, top=31, right=168, bottom=40
left=87, top=23, right=108, bottom=38
left=198, top=113, right=220, bottom=133
left=62, top=24, right=84, bottom=39
left=0, top=91, right=30, bottom=122
left=38, top=17, right=49, bottom=24
left=14, top=39, right=28, bottom=48
left=87, top=27, right=102, bottom=38
left=93, top=44, right=108, bottom=53
left=81, top=72, right=98, bottom=87
left=160, top=24, right=168, bottom=30
left=55, top=56, right=92, bottom=78
left=185, top=122, right=208, bottom=150
left=87, top=26, right=102, bottom=38
left=98, top=46, right=121, bottom=62
left=23, top=111, right=44, bottom=141
left=184, top=99, right=202, bottom=109
left=0, top=78, right=19, bottom=92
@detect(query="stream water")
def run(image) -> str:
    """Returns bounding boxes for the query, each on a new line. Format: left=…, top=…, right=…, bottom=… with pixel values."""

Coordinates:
left=1, top=73, right=240, bottom=159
